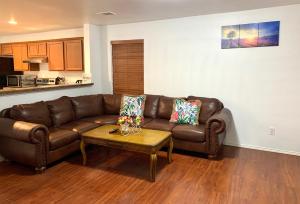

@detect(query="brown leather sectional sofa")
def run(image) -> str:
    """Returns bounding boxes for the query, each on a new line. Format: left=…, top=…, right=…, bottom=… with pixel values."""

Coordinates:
left=0, top=94, right=232, bottom=172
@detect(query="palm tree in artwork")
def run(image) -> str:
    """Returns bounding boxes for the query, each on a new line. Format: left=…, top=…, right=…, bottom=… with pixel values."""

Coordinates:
left=227, top=31, right=237, bottom=47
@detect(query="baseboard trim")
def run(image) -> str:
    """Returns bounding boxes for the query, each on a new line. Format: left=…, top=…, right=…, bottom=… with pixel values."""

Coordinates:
left=225, top=142, right=300, bottom=156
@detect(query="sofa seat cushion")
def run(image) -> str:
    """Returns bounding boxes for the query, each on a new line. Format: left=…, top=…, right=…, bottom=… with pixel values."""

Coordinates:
left=59, top=121, right=99, bottom=134
left=80, top=115, right=119, bottom=125
left=49, top=128, right=79, bottom=150
left=142, top=119, right=176, bottom=131
left=172, top=124, right=206, bottom=143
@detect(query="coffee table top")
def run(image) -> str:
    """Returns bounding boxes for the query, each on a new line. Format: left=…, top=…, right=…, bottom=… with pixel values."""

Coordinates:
left=81, top=125, right=171, bottom=146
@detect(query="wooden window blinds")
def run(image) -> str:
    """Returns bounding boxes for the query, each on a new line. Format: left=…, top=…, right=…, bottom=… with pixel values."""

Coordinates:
left=111, top=40, right=144, bottom=95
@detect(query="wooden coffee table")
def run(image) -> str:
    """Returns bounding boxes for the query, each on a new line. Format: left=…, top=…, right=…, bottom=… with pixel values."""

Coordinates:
left=80, top=125, right=173, bottom=182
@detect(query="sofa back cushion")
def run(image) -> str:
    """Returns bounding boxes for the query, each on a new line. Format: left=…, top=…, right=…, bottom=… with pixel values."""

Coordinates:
left=0, top=108, right=11, bottom=118
left=157, top=96, right=175, bottom=119
left=71, top=94, right=104, bottom=119
left=47, top=97, right=75, bottom=127
left=10, top=101, right=52, bottom=127
left=103, top=94, right=122, bottom=115
left=187, top=96, right=224, bottom=123
left=144, top=94, right=160, bottom=119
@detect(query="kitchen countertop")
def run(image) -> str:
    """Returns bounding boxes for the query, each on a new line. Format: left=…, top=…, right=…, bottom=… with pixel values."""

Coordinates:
left=0, top=83, right=94, bottom=95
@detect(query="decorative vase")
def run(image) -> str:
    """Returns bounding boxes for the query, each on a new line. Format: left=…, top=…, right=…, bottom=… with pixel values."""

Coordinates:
left=132, top=123, right=142, bottom=134
left=120, top=123, right=130, bottom=136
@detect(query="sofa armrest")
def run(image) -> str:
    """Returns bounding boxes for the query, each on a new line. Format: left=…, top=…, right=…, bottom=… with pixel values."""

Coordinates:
left=0, top=118, right=49, bottom=170
left=0, top=108, right=11, bottom=118
left=0, top=118, right=49, bottom=144
left=205, top=108, right=232, bottom=156
left=206, top=108, right=232, bottom=133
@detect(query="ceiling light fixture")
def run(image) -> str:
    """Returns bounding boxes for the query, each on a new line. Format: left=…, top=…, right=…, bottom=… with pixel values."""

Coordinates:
left=96, top=11, right=116, bottom=16
left=8, top=18, right=17, bottom=25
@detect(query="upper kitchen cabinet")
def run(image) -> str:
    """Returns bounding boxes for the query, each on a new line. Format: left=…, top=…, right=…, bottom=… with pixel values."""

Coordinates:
left=47, top=41, right=64, bottom=71
left=27, top=42, right=47, bottom=57
left=1, top=44, right=13, bottom=56
left=2, top=37, right=84, bottom=71
left=12, top=43, right=29, bottom=71
left=64, top=39, right=84, bottom=71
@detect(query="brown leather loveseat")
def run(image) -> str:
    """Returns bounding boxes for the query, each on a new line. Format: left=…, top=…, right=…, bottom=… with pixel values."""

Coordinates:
left=0, top=94, right=232, bottom=172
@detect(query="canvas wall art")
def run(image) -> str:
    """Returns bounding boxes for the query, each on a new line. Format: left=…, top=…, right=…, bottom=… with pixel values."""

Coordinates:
left=258, top=21, right=280, bottom=47
left=221, top=21, right=280, bottom=49
left=221, top=25, right=240, bottom=49
left=239, top=23, right=259, bottom=48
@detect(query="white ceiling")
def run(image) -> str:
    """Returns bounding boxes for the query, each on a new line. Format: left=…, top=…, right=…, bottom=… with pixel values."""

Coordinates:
left=0, top=0, right=299, bottom=36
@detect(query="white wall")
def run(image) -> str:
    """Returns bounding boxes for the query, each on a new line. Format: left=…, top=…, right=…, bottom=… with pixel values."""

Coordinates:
left=0, top=26, right=104, bottom=161
left=105, top=4, right=300, bottom=155
left=83, top=24, right=106, bottom=93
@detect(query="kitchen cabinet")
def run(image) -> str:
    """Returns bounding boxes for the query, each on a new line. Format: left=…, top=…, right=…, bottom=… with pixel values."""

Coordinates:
left=12, top=44, right=29, bottom=71
left=64, top=39, right=84, bottom=71
left=1, top=44, right=13, bottom=55
left=47, top=41, right=64, bottom=71
left=27, top=42, right=47, bottom=57
left=1, top=38, right=84, bottom=72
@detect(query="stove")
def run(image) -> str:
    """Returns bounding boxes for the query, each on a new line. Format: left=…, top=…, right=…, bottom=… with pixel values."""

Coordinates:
left=36, top=78, right=56, bottom=85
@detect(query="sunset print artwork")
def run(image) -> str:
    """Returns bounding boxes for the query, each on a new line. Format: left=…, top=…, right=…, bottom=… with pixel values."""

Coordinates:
left=221, top=21, right=280, bottom=49
left=258, top=21, right=280, bottom=47
left=239, top=23, right=258, bottom=48
left=221, top=25, right=240, bottom=49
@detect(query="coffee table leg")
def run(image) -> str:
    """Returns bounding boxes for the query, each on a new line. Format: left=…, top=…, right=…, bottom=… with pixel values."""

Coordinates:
left=80, top=139, right=87, bottom=165
left=150, top=153, right=157, bottom=182
left=168, top=137, right=173, bottom=163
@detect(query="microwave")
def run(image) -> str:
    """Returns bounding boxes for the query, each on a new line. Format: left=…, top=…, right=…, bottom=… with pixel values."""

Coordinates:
left=7, top=75, right=37, bottom=87
left=7, top=75, right=22, bottom=87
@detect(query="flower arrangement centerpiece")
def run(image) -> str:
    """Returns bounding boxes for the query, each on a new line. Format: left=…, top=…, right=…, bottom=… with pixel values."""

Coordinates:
left=117, top=116, right=144, bottom=136
left=117, top=116, right=132, bottom=135
left=118, top=95, right=146, bottom=136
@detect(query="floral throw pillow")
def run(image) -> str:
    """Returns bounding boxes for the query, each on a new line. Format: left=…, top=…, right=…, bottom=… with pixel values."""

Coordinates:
left=120, top=95, right=146, bottom=117
left=170, top=99, right=201, bottom=125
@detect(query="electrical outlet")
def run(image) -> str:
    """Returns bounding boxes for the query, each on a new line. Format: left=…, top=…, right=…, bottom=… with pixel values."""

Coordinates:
left=268, top=127, right=276, bottom=136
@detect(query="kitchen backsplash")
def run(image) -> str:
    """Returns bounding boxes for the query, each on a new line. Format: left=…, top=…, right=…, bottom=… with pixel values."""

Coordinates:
left=24, top=63, right=89, bottom=84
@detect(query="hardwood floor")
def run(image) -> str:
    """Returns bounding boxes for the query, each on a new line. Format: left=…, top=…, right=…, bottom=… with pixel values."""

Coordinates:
left=0, top=145, right=299, bottom=204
